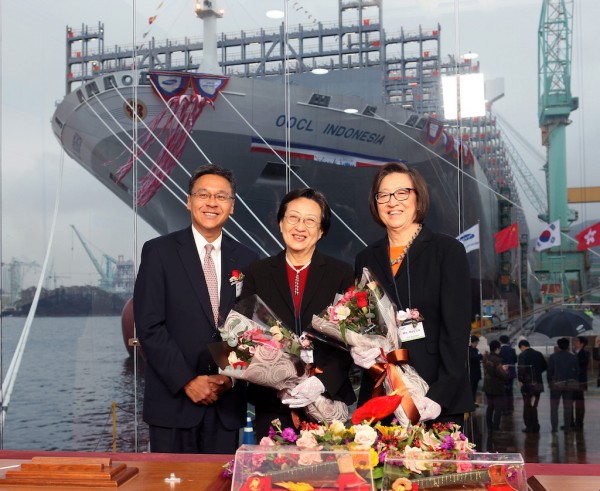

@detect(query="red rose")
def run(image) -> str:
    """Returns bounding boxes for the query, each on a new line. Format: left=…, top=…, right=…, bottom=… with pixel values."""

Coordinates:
left=355, top=291, right=368, bottom=308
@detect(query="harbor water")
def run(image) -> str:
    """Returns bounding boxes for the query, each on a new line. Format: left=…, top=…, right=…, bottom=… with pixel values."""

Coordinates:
left=0, top=316, right=148, bottom=452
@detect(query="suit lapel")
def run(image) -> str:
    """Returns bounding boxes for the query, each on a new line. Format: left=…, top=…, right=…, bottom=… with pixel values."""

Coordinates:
left=176, top=227, right=217, bottom=330
left=301, top=251, right=327, bottom=316
left=270, top=252, right=294, bottom=312
left=219, top=236, right=237, bottom=319
left=370, top=237, right=394, bottom=287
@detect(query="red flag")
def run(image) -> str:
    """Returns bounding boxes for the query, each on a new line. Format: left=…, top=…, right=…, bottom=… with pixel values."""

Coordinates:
left=576, top=222, right=600, bottom=251
left=494, top=223, right=519, bottom=253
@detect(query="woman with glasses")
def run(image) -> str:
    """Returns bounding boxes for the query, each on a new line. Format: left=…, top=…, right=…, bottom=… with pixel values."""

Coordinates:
left=351, top=162, right=474, bottom=427
left=241, top=188, right=355, bottom=438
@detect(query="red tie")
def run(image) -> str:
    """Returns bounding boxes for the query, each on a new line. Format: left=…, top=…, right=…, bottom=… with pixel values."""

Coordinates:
left=203, top=244, right=219, bottom=326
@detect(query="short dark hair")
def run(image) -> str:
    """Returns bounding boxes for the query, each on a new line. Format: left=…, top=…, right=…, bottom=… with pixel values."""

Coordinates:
left=499, top=334, right=510, bottom=344
left=518, top=340, right=530, bottom=349
left=276, top=188, right=332, bottom=236
left=368, top=162, right=429, bottom=227
left=188, top=164, right=236, bottom=196
left=489, top=340, right=501, bottom=352
left=470, top=335, right=479, bottom=343
left=576, top=336, right=588, bottom=346
left=557, top=337, right=570, bottom=350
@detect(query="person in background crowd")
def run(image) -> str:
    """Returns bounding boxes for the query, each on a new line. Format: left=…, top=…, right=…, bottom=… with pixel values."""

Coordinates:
left=517, top=339, right=547, bottom=434
left=469, top=335, right=483, bottom=405
left=571, top=336, right=590, bottom=430
left=499, top=334, right=517, bottom=416
left=547, top=337, right=578, bottom=433
left=483, top=340, right=511, bottom=433
left=594, top=337, right=600, bottom=387
left=352, top=162, right=474, bottom=427
left=134, top=164, right=258, bottom=454
left=241, top=188, right=355, bottom=439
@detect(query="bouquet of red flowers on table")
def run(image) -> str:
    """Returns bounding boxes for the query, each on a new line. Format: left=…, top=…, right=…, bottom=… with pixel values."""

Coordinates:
left=310, top=268, right=429, bottom=427
left=210, top=295, right=348, bottom=423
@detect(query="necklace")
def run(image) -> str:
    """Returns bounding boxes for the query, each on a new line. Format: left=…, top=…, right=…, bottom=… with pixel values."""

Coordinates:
left=285, top=255, right=311, bottom=296
left=390, top=224, right=422, bottom=266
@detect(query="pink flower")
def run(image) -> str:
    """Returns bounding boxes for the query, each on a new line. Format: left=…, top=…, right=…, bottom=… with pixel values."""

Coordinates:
left=296, top=431, right=319, bottom=449
left=251, top=452, right=266, bottom=468
left=259, top=436, right=275, bottom=446
left=298, top=451, right=323, bottom=466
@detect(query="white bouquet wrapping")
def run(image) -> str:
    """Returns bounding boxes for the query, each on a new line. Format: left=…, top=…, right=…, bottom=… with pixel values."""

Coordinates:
left=310, top=268, right=428, bottom=426
left=210, top=295, right=348, bottom=423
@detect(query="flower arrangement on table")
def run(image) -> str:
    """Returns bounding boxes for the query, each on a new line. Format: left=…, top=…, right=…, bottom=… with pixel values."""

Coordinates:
left=227, top=394, right=476, bottom=491
left=310, top=268, right=428, bottom=426
left=211, top=295, right=348, bottom=423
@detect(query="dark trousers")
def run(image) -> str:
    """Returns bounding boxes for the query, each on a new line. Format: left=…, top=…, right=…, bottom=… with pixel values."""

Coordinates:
left=521, top=390, right=541, bottom=432
left=149, top=406, right=239, bottom=454
left=485, top=393, right=504, bottom=431
left=572, top=389, right=585, bottom=428
left=503, top=380, right=514, bottom=413
left=549, top=389, right=573, bottom=432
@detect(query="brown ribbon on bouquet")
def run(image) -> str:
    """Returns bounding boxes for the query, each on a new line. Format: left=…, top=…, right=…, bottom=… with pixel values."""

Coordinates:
left=368, top=348, right=420, bottom=425
left=290, top=364, right=324, bottom=429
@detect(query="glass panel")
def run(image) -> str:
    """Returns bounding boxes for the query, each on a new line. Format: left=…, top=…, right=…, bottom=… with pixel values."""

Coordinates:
left=2, top=0, right=598, bottom=464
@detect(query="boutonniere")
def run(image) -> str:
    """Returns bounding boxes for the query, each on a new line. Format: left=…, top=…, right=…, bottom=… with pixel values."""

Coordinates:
left=396, top=307, right=424, bottom=327
left=229, top=270, right=244, bottom=285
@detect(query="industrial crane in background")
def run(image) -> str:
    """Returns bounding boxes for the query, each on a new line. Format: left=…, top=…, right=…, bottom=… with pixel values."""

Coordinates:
left=535, top=0, right=585, bottom=299
left=70, top=225, right=134, bottom=294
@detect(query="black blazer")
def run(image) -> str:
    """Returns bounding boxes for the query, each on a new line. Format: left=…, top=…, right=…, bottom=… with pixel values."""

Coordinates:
left=355, top=224, right=474, bottom=416
left=241, top=250, right=356, bottom=430
left=518, top=347, right=548, bottom=391
left=134, top=226, right=258, bottom=430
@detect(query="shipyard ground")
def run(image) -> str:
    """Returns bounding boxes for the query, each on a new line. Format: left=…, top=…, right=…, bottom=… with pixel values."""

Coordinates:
left=465, top=382, right=600, bottom=463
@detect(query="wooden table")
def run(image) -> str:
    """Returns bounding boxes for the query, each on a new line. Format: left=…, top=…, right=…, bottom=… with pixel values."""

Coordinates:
left=528, top=475, right=600, bottom=491
left=0, top=453, right=230, bottom=491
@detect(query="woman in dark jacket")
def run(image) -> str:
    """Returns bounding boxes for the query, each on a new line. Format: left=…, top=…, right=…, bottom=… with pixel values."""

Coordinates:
left=483, top=340, right=511, bottom=432
left=241, top=188, right=355, bottom=438
left=352, top=162, right=474, bottom=427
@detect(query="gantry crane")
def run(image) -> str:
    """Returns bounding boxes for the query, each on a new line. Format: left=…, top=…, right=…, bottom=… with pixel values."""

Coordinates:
left=70, top=224, right=117, bottom=290
left=536, top=0, right=586, bottom=298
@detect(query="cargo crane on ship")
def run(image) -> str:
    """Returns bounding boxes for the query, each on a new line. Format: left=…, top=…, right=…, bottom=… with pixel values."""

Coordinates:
left=534, top=0, right=586, bottom=300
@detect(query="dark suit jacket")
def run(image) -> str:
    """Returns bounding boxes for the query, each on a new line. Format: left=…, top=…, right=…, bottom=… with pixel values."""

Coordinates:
left=355, top=225, right=474, bottom=416
left=517, top=347, right=547, bottom=392
left=134, top=226, right=258, bottom=430
left=547, top=350, right=578, bottom=389
left=241, top=250, right=356, bottom=427
left=575, top=348, right=590, bottom=388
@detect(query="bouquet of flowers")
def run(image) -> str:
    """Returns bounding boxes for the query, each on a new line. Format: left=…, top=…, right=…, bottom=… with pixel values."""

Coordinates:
left=211, top=295, right=348, bottom=423
left=310, top=268, right=428, bottom=426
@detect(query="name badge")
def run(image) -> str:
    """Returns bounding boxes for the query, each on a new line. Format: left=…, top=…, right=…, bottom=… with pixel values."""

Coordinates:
left=399, top=321, right=425, bottom=342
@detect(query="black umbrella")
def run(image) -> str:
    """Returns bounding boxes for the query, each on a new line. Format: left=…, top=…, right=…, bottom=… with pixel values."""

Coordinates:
left=533, top=308, right=593, bottom=337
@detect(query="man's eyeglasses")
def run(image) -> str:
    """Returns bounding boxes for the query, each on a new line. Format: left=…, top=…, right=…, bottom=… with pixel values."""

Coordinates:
left=190, top=191, right=234, bottom=202
left=374, top=188, right=415, bottom=204
left=284, top=214, right=321, bottom=229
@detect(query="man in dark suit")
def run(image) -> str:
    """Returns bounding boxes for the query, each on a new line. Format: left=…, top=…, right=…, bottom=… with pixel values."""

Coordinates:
left=517, top=339, right=547, bottom=433
left=468, top=335, right=483, bottom=404
left=547, top=337, right=579, bottom=433
left=571, top=336, right=590, bottom=430
left=134, top=164, right=258, bottom=453
left=499, top=334, right=517, bottom=415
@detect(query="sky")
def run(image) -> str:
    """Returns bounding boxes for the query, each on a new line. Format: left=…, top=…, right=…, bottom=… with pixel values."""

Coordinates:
left=1, top=0, right=599, bottom=291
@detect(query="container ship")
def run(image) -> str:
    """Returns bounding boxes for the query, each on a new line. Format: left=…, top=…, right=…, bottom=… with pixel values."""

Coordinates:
left=51, top=0, right=525, bottom=303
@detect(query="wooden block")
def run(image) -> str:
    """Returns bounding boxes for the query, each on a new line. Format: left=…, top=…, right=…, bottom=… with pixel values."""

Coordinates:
left=1, top=457, right=138, bottom=487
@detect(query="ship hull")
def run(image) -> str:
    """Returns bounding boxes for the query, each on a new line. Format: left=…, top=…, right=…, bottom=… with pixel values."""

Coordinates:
left=52, top=70, right=498, bottom=285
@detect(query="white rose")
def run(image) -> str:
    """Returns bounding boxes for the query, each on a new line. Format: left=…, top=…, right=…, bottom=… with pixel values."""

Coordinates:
left=329, top=420, right=346, bottom=436
left=352, top=424, right=378, bottom=448
left=403, top=446, right=429, bottom=474
left=334, top=305, right=351, bottom=321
